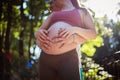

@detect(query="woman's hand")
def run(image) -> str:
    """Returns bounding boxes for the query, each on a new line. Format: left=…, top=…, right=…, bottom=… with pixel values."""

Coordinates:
left=52, top=34, right=75, bottom=48
left=36, top=38, right=52, bottom=50
left=35, top=29, right=52, bottom=49
left=36, top=37, right=62, bottom=53
left=34, top=29, right=49, bottom=42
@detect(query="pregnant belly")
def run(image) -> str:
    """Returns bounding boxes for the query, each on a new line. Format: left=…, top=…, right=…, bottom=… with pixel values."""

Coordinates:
left=48, top=21, right=71, bottom=39
left=43, top=22, right=77, bottom=55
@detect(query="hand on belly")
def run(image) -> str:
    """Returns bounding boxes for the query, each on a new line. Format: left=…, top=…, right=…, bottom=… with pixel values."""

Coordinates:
left=42, top=22, right=77, bottom=54
left=48, top=21, right=71, bottom=39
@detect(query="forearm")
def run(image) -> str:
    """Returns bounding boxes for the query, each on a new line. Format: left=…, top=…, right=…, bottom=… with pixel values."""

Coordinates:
left=73, top=27, right=96, bottom=40
left=64, top=34, right=87, bottom=45
left=73, top=34, right=87, bottom=44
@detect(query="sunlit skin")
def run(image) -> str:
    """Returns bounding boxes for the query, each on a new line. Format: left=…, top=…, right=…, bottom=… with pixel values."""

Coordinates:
left=35, top=0, right=96, bottom=55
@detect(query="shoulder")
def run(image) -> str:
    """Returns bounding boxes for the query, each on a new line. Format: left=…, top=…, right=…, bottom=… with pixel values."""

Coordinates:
left=77, top=7, right=93, bottom=22
left=49, top=12, right=54, bottom=17
left=78, top=8, right=89, bottom=16
left=48, top=11, right=58, bottom=18
left=46, top=12, right=55, bottom=20
left=77, top=8, right=89, bottom=25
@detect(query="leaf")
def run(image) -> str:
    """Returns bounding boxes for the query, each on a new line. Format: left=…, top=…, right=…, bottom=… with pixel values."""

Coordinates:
left=13, top=32, right=19, bottom=38
left=81, top=36, right=103, bottom=56
left=24, top=9, right=29, bottom=15
left=81, top=43, right=96, bottom=56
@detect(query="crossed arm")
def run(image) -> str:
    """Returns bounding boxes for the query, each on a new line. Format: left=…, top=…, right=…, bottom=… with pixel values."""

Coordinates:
left=35, top=9, right=96, bottom=50
left=36, top=32, right=87, bottom=50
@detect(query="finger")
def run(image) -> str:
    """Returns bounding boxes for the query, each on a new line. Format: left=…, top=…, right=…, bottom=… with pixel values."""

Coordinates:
left=38, top=36, right=45, bottom=42
left=52, top=38, right=57, bottom=43
left=59, top=30, right=66, bottom=36
left=52, top=36, right=59, bottom=42
left=44, top=40, right=52, bottom=47
left=35, top=30, right=48, bottom=39
left=59, top=43, right=65, bottom=48
left=36, top=40, right=42, bottom=47
left=65, top=33, right=72, bottom=39
left=54, top=38, right=64, bottom=43
left=35, top=31, right=46, bottom=40
left=39, top=31, right=48, bottom=39
left=43, top=30, right=49, bottom=34
left=62, top=32, right=69, bottom=38
left=36, top=40, right=39, bottom=45
left=35, top=30, right=41, bottom=37
left=34, top=32, right=38, bottom=38
left=52, top=37, right=59, bottom=43
left=36, top=39, right=41, bottom=44
left=58, top=29, right=66, bottom=36
left=37, top=37, right=51, bottom=47
left=41, top=31, right=48, bottom=39
left=58, top=28, right=63, bottom=34
left=59, top=40, right=66, bottom=44
left=42, top=45, right=48, bottom=49
left=46, top=37, right=52, bottom=42
left=39, top=34, right=47, bottom=40
left=35, top=32, right=41, bottom=39
left=42, top=43, right=50, bottom=49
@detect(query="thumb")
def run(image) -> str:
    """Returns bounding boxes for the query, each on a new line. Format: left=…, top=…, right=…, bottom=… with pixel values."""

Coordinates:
left=44, top=30, right=49, bottom=34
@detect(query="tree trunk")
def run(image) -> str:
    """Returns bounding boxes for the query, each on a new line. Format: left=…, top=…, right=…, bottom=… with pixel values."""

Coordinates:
left=0, top=0, right=3, bottom=52
left=19, top=0, right=25, bottom=56
left=0, top=0, right=2, bottom=21
left=0, top=53, right=4, bottom=80
left=28, top=20, right=35, bottom=61
left=4, top=1, right=12, bottom=80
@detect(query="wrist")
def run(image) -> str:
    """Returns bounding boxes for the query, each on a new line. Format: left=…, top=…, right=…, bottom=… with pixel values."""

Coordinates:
left=72, top=27, right=79, bottom=34
left=72, top=34, right=76, bottom=43
left=73, top=34, right=79, bottom=44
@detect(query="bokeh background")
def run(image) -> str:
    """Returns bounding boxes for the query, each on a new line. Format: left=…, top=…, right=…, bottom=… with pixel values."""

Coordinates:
left=0, top=0, right=120, bottom=80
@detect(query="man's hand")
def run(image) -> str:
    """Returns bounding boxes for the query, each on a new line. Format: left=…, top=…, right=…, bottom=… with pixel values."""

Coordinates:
left=52, top=34, right=74, bottom=48
left=58, top=27, right=75, bottom=39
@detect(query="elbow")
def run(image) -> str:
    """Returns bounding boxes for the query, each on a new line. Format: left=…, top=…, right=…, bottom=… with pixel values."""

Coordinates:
left=91, top=30, right=97, bottom=40
left=87, top=30, right=97, bottom=40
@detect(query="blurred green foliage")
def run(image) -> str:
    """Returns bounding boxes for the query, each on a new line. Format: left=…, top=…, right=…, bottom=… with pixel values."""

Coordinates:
left=0, top=0, right=120, bottom=80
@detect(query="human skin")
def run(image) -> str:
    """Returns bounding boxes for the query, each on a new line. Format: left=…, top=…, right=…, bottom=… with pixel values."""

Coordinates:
left=35, top=0, right=96, bottom=55
left=36, top=21, right=90, bottom=55
left=42, top=22, right=79, bottom=54
left=35, top=9, right=96, bottom=55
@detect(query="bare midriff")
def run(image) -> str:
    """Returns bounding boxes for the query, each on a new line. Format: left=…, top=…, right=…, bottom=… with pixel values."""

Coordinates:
left=42, top=22, right=78, bottom=55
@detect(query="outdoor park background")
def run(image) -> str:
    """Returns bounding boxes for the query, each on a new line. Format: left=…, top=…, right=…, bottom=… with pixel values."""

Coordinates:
left=0, top=0, right=120, bottom=80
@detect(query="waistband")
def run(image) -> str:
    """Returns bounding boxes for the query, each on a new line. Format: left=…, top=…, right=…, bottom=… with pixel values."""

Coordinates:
left=41, top=49, right=77, bottom=57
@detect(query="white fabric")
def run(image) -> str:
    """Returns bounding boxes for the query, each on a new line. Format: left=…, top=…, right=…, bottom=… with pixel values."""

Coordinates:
left=76, top=44, right=82, bottom=68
